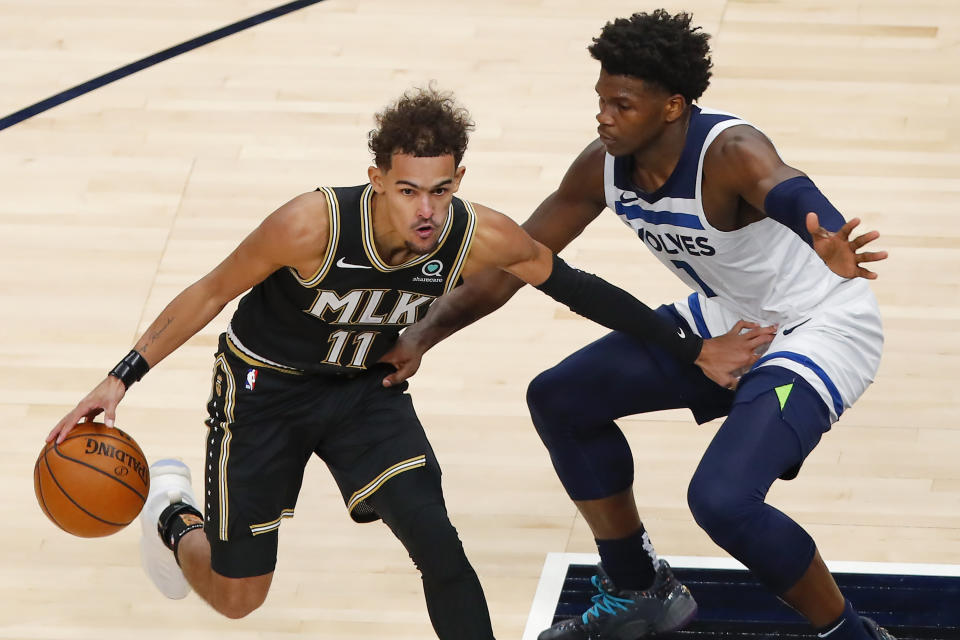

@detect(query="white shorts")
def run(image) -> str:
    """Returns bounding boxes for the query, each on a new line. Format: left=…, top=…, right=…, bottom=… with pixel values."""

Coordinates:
left=672, top=279, right=883, bottom=423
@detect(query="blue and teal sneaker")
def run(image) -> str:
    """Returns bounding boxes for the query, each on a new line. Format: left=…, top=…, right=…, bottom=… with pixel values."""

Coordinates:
left=538, top=561, right=697, bottom=640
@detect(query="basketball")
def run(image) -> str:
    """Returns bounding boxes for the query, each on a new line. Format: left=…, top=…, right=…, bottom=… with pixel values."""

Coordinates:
left=34, top=422, right=151, bottom=537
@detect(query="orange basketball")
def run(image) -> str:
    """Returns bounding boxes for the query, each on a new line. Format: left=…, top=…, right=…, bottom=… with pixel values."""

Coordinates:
left=34, top=422, right=150, bottom=537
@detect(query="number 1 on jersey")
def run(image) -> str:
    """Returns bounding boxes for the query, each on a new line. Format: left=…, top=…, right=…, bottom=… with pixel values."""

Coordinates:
left=670, top=260, right=717, bottom=298
left=324, top=330, right=376, bottom=367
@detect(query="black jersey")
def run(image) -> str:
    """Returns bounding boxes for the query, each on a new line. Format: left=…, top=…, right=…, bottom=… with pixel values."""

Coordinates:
left=227, top=184, right=477, bottom=375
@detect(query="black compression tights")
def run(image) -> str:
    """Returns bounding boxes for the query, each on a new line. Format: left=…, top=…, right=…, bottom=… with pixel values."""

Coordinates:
left=369, top=469, right=495, bottom=640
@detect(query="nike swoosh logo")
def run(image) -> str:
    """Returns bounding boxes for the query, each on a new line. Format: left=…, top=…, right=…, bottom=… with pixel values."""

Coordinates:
left=677, top=327, right=686, bottom=338
left=619, top=192, right=640, bottom=204
left=818, top=619, right=845, bottom=638
left=783, top=318, right=812, bottom=335
left=336, top=257, right=372, bottom=269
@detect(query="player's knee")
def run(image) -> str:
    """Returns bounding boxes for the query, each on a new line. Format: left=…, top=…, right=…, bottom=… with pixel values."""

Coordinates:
left=687, top=470, right=752, bottom=542
left=397, top=503, right=472, bottom=585
left=526, top=366, right=579, bottom=434
left=212, top=576, right=270, bottom=619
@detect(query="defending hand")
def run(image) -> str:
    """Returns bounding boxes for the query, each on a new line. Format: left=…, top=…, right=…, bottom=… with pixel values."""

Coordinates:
left=807, top=212, right=887, bottom=280
left=695, top=320, right=777, bottom=390
left=378, top=334, right=426, bottom=387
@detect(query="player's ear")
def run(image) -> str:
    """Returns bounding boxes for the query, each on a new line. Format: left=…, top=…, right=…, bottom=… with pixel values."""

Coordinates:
left=664, top=93, right=687, bottom=123
left=452, top=165, right=466, bottom=192
left=368, top=165, right=385, bottom=192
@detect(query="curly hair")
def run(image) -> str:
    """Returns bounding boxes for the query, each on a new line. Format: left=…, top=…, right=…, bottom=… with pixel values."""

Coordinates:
left=588, top=9, right=713, bottom=103
left=368, top=86, right=475, bottom=170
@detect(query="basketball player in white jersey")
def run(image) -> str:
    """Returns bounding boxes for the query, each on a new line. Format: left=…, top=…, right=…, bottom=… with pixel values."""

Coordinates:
left=380, top=10, right=893, bottom=640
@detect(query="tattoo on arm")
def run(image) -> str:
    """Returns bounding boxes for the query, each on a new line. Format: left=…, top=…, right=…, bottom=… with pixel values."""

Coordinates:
left=138, top=316, right=173, bottom=356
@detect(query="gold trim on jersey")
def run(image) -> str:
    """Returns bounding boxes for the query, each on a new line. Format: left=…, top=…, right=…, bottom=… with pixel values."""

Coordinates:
left=249, top=509, right=295, bottom=536
left=359, top=184, right=454, bottom=272
left=346, top=455, right=427, bottom=515
left=444, top=199, right=478, bottom=294
left=211, top=353, right=236, bottom=541
left=287, top=186, right=340, bottom=287
left=225, top=327, right=304, bottom=375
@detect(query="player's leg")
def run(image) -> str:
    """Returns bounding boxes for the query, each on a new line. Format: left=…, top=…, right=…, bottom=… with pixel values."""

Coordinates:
left=178, top=535, right=273, bottom=618
left=368, top=464, right=493, bottom=640
left=687, top=365, right=888, bottom=640
left=321, top=371, right=494, bottom=640
left=527, top=312, right=730, bottom=566
left=146, top=465, right=275, bottom=618
left=139, top=339, right=313, bottom=618
left=528, top=309, right=728, bottom=639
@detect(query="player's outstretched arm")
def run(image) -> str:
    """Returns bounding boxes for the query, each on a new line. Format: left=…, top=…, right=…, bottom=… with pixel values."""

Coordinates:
left=47, top=191, right=331, bottom=442
left=711, top=126, right=887, bottom=279
left=704, top=126, right=887, bottom=280
left=461, top=205, right=774, bottom=389
left=377, top=266, right=523, bottom=387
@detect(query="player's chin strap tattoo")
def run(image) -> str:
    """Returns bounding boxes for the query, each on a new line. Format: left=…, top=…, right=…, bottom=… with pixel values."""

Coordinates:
left=535, top=254, right=703, bottom=363
left=108, top=349, right=151, bottom=389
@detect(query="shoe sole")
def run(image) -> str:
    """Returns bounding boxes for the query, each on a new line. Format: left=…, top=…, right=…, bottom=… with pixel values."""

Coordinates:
left=655, top=595, right=698, bottom=634
left=139, top=532, right=191, bottom=599
left=608, top=594, right=698, bottom=640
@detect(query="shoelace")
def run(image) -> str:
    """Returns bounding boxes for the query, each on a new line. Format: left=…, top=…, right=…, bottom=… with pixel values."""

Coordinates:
left=581, top=575, right=635, bottom=624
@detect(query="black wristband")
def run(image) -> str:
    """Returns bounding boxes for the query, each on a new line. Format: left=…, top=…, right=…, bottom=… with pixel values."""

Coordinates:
left=535, top=254, right=703, bottom=363
left=108, top=349, right=151, bottom=389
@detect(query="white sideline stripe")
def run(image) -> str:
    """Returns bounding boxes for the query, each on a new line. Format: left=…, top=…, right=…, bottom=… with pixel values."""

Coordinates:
left=522, top=552, right=576, bottom=640
left=522, top=553, right=960, bottom=640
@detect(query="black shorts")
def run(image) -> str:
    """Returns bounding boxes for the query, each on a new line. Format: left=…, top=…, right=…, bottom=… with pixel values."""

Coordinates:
left=202, top=334, right=440, bottom=578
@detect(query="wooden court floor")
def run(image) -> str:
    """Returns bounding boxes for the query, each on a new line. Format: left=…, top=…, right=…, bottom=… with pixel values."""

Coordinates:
left=2, top=0, right=959, bottom=637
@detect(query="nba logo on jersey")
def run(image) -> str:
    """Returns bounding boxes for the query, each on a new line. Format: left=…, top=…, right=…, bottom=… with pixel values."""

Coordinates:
left=245, top=368, right=258, bottom=391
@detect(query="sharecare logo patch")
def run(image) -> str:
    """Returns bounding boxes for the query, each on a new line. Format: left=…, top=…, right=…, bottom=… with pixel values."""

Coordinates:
left=414, top=259, right=444, bottom=283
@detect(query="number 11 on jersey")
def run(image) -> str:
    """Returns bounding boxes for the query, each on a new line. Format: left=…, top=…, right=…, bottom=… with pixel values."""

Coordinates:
left=323, top=330, right=376, bottom=367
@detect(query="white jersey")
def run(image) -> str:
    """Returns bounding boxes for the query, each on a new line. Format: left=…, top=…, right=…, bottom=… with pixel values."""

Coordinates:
left=603, top=106, right=883, bottom=421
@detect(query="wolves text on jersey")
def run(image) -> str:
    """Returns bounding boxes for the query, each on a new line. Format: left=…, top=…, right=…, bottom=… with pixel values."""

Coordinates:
left=637, top=227, right=716, bottom=257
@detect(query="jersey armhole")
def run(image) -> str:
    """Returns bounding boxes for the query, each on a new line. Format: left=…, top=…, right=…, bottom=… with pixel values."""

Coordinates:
left=444, top=200, right=479, bottom=294
left=694, top=119, right=754, bottom=233
left=288, top=186, right=340, bottom=286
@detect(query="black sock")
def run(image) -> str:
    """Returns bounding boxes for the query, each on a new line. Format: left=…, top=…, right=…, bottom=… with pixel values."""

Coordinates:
left=158, top=503, right=204, bottom=565
left=596, top=527, right=658, bottom=591
left=815, top=600, right=869, bottom=640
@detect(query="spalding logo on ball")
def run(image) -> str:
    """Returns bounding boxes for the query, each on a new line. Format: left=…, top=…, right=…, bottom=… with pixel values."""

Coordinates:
left=34, top=422, right=151, bottom=537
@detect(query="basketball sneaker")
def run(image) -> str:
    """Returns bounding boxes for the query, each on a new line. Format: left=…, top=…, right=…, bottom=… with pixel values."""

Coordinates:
left=538, top=561, right=697, bottom=640
left=862, top=617, right=897, bottom=640
left=139, top=458, right=199, bottom=600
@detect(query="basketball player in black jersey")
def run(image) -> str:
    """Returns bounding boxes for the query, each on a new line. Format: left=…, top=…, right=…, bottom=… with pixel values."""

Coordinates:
left=48, top=86, right=770, bottom=638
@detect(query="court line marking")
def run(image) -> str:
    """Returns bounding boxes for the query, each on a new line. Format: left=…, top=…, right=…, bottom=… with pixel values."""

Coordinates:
left=523, top=552, right=960, bottom=640
left=0, top=0, right=327, bottom=132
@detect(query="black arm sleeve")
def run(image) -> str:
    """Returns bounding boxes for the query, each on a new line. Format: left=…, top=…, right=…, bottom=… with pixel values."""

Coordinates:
left=535, top=254, right=703, bottom=363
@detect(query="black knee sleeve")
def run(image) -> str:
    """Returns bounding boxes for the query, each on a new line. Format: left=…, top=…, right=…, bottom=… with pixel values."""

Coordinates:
left=369, top=472, right=494, bottom=639
left=393, top=502, right=472, bottom=584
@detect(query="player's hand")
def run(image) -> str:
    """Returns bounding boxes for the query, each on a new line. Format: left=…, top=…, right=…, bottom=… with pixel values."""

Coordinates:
left=807, top=212, right=887, bottom=280
left=378, top=335, right=426, bottom=387
left=695, top=320, right=777, bottom=390
left=47, top=376, right=126, bottom=444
